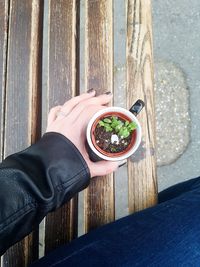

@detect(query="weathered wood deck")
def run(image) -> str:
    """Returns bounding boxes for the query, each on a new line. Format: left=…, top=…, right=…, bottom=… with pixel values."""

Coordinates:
left=0, top=0, right=157, bottom=266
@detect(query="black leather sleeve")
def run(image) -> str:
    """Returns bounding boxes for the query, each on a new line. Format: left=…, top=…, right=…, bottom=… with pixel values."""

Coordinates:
left=0, top=132, right=90, bottom=255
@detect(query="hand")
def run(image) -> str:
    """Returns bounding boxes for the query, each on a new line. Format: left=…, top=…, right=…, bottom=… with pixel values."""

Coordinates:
left=46, top=90, right=120, bottom=177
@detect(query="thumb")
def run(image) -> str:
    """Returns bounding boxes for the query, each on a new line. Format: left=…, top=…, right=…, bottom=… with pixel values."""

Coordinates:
left=89, top=160, right=119, bottom=177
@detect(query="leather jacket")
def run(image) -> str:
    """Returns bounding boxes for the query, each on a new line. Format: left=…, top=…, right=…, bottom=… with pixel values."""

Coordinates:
left=0, top=132, right=90, bottom=255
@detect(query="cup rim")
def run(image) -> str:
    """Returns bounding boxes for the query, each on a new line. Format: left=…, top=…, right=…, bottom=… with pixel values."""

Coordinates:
left=86, top=107, right=142, bottom=161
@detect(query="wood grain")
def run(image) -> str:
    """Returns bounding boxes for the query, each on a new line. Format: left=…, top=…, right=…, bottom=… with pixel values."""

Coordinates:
left=44, top=0, right=79, bottom=254
left=126, top=0, right=157, bottom=213
left=0, top=0, right=9, bottom=164
left=84, top=0, right=114, bottom=232
left=3, top=0, right=43, bottom=266
left=0, top=3, right=8, bottom=267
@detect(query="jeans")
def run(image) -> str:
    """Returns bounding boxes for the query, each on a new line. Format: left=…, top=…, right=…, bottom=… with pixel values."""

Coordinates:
left=31, top=177, right=200, bottom=266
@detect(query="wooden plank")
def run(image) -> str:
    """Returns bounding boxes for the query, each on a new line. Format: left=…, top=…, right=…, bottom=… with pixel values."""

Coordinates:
left=84, top=0, right=114, bottom=232
left=0, top=0, right=9, bottom=163
left=44, top=0, right=79, bottom=254
left=127, top=0, right=157, bottom=213
left=0, top=3, right=9, bottom=266
left=3, top=0, right=43, bottom=266
left=113, top=0, right=129, bottom=221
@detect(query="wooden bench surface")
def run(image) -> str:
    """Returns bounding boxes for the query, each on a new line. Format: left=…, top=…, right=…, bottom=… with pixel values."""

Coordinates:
left=0, top=0, right=157, bottom=266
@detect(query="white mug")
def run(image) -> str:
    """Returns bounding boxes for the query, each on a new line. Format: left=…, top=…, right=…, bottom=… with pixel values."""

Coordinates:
left=86, top=100, right=144, bottom=161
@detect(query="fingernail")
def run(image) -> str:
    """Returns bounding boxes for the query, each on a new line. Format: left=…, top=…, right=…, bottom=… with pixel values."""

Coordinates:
left=104, top=91, right=113, bottom=95
left=87, top=88, right=95, bottom=94
left=118, top=160, right=127, bottom=168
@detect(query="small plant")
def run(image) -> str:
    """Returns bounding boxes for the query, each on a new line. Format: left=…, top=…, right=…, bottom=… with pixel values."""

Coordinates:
left=98, top=116, right=137, bottom=139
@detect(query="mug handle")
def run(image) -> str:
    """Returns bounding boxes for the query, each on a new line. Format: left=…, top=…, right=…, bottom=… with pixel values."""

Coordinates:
left=129, top=99, right=145, bottom=116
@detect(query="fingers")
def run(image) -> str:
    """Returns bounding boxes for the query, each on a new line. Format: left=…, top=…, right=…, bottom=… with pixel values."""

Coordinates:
left=47, top=105, right=61, bottom=125
left=68, top=93, right=113, bottom=121
left=89, top=160, right=119, bottom=177
left=59, top=91, right=96, bottom=117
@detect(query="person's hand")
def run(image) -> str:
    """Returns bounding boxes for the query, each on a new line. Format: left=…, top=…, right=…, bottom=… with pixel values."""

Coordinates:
left=46, top=90, right=121, bottom=177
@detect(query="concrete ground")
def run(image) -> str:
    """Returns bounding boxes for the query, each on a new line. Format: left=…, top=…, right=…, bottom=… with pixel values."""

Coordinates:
left=153, top=0, right=200, bottom=191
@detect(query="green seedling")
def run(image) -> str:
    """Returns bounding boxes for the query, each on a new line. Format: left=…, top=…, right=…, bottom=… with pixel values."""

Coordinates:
left=104, top=123, right=112, bottom=132
left=103, top=118, right=112, bottom=123
left=99, top=120, right=105, bottom=127
left=98, top=116, right=137, bottom=139
left=119, top=127, right=130, bottom=138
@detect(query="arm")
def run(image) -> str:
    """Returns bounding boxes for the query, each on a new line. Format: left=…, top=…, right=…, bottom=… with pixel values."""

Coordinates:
left=0, top=132, right=90, bottom=255
left=0, top=91, right=119, bottom=255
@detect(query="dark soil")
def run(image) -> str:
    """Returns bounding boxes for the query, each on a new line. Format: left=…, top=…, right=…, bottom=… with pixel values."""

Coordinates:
left=94, top=116, right=133, bottom=153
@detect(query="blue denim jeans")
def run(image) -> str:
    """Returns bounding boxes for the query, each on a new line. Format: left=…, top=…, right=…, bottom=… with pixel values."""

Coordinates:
left=31, top=177, right=200, bottom=266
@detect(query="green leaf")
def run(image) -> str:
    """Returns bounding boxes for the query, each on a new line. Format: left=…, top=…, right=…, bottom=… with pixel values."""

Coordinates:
left=127, top=121, right=137, bottom=131
left=103, top=118, right=112, bottom=123
left=104, top=123, right=110, bottom=128
left=104, top=123, right=112, bottom=132
left=111, top=117, right=118, bottom=127
left=112, top=116, right=118, bottom=121
left=123, top=131, right=130, bottom=138
left=111, top=121, right=118, bottom=128
left=105, top=126, right=112, bottom=132
left=114, top=124, right=123, bottom=132
left=99, top=120, right=105, bottom=127
left=125, top=121, right=129, bottom=127
left=119, top=127, right=130, bottom=138
left=118, top=127, right=124, bottom=136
